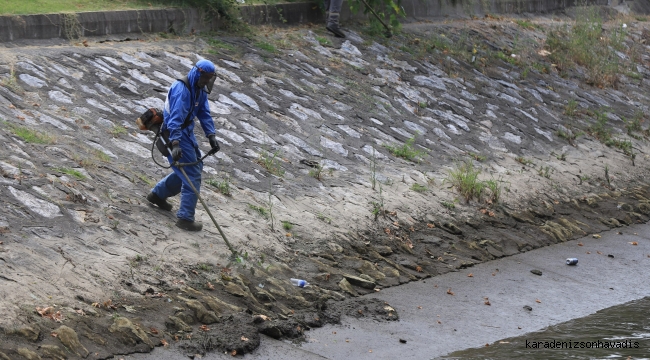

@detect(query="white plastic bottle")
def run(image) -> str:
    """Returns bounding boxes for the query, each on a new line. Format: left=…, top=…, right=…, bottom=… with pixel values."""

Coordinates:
left=290, top=278, right=309, bottom=288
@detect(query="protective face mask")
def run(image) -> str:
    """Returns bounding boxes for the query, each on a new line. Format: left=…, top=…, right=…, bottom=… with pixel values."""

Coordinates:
left=196, top=68, right=217, bottom=94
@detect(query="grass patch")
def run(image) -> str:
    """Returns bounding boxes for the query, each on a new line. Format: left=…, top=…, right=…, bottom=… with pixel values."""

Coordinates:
left=537, top=166, right=553, bottom=179
left=93, top=150, right=111, bottom=162
left=384, top=137, right=425, bottom=162
left=410, top=183, right=427, bottom=193
left=2, top=0, right=164, bottom=15
left=55, top=167, right=86, bottom=180
left=7, top=124, right=55, bottom=144
left=515, top=19, right=538, bottom=30
left=589, top=109, right=612, bottom=142
left=546, top=6, right=627, bottom=87
left=281, top=221, right=293, bottom=231
left=256, top=149, right=284, bottom=177
left=564, top=100, right=578, bottom=117
left=605, top=138, right=633, bottom=155
left=308, top=163, right=324, bottom=180
left=316, top=36, right=332, bottom=46
left=255, top=41, right=277, bottom=53
left=468, top=152, right=486, bottom=162
left=206, top=176, right=232, bottom=196
left=110, top=125, right=128, bottom=137
left=316, top=213, right=332, bottom=224
left=248, top=203, right=268, bottom=218
left=445, top=160, right=485, bottom=203
left=440, top=200, right=456, bottom=210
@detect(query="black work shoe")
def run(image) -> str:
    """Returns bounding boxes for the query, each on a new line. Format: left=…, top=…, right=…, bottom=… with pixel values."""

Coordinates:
left=176, top=219, right=203, bottom=232
left=147, top=192, right=173, bottom=211
left=326, top=24, right=346, bottom=38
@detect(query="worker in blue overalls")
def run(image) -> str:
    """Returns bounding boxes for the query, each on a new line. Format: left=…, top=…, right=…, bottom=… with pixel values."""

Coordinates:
left=147, top=59, right=220, bottom=232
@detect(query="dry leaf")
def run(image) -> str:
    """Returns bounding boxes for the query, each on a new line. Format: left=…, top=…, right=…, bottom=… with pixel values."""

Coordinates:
left=597, top=251, right=603, bottom=254
left=200, top=325, right=210, bottom=332
left=484, top=300, right=491, bottom=306
left=586, top=251, right=591, bottom=254
left=437, top=320, right=442, bottom=324
left=467, top=273, right=474, bottom=277
left=74, top=309, right=86, bottom=316
left=535, top=299, right=541, bottom=303
left=241, top=336, right=249, bottom=341
left=578, top=243, right=583, bottom=246
left=417, top=306, right=422, bottom=309
left=415, top=266, right=423, bottom=272
left=480, top=209, right=487, bottom=214
left=286, top=233, right=292, bottom=237
left=384, top=228, right=391, bottom=235
left=630, top=242, right=638, bottom=245
left=51, top=332, right=58, bottom=337
left=593, top=234, right=601, bottom=239
left=488, top=211, right=495, bottom=217
left=346, top=339, right=350, bottom=343
left=492, top=273, right=496, bottom=276
left=427, top=223, right=435, bottom=228
left=91, top=302, right=100, bottom=308
left=206, top=282, right=215, bottom=290
left=369, top=350, right=373, bottom=353
left=161, top=339, right=169, bottom=347
left=192, top=270, right=199, bottom=275
left=231, top=350, right=237, bottom=356
left=447, top=288, right=455, bottom=296
left=150, top=327, right=159, bottom=335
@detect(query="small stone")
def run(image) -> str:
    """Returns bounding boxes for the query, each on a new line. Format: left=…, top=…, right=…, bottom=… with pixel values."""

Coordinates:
left=17, top=348, right=41, bottom=360
left=10, top=326, right=40, bottom=342
left=54, top=325, right=89, bottom=357
left=399, top=338, right=407, bottom=343
left=338, top=278, right=358, bottom=297
left=40, top=345, right=66, bottom=360
left=342, top=274, right=376, bottom=289
left=523, top=305, right=533, bottom=311
left=530, top=269, right=542, bottom=276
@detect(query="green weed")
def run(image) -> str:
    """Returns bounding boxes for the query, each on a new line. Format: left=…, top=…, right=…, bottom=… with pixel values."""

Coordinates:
left=316, top=36, right=332, bottom=46
left=604, top=138, right=633, bottom=156
left=316, top=213, right=332, bottom=224
left=384, top=137, right=425, bottom=162
left=410, top=183, right=427, bottom=192
left=564, top=100, right=578, bottom=117
left=255, top=41, right=277, bottom=53
left=538, top=166, right=553, bottom=179
left=546, top=6, right=627, bottom=87
left=54, top=167, right=86, bottom=180
left=445, top=160, right=485, bottom=203
left=440, top=200, right=456, bottom=210
left=8, top=124, right=55, bottom=144
left=256, top=149, right=285, bottom=177
left=281, top=221, right=293, bottom=231
left=110, top=125, right=128, bottom=137
left=248, top=203, right=268, bottom=218
left=515, top=19, right=538, bottom=30
left=206, top=176, right=232, bottom=196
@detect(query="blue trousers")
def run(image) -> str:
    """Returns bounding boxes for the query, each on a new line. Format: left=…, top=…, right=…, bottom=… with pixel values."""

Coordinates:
left=151, top=135, right=203, bottom=222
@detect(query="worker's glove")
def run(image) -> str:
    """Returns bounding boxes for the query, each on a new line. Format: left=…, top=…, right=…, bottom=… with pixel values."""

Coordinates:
left=171, top=141, right=182, bottom=161
left=208, top=135, right=220, bottom=153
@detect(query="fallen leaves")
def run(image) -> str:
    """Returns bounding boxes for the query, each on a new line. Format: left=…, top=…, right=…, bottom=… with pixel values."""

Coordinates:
left=578, top=243, right=583, bottom=246
left=206, top=282, right=215, bottom=290
left=150, top=327, right=159, bottom=335
left=446, top=288, right=455, bottom=296
left=161, top=339, right=169, bottom=347
left=241, top=336, right=249, bottom=341
left=593, top=234, right=601, bottom=239
left=415, top=266, right=423, bottom=272
left=231, top=350, right=237, bottom=356
left=629, top=242, right=638, bottom=246
left=36, top=307, right=63, bottom=322
left=467, top=273, right=474, bottom=277
left=384, top=228, right=391, bottom=235
left=535, top=299, right=541, bottom=303
left=427, top=223, right=435, bottom=228
left=200, top=325, right=210, bottom=332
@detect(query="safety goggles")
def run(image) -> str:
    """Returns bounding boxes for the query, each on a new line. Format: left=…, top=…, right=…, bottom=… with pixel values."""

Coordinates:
left=196, top=67, right=217, bottom=94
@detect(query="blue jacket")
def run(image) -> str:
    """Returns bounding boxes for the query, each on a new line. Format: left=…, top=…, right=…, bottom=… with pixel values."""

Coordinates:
left=163, top=60, right=216, bottom=147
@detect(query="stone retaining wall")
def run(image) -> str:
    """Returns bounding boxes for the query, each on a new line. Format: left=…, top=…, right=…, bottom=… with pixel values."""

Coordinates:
left=0, top=0, right=610, bottom=42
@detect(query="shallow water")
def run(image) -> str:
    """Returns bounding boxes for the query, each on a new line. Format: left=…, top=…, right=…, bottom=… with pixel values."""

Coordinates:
left=440, top=297, right=650, bottom=360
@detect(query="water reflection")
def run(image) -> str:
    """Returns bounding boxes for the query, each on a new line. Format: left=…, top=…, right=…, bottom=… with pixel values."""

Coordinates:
left=439, top=297, right=650, bottom=360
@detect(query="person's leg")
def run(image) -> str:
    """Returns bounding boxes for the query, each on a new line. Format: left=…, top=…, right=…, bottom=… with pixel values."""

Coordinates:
left=148, top=171, right=182, bottom=211
left=324, top=0, right=331, bottom=23
left=326, top=0, right=346, bottom=38
left=173, top=143, right=203, bottom=231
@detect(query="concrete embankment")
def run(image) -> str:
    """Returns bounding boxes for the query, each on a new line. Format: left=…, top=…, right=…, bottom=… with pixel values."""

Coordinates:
left=2, top=7, right=650, bottom=359
left=123, top=221, right=650, bottom=359
left=0, top=0, right=614, bottom=42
